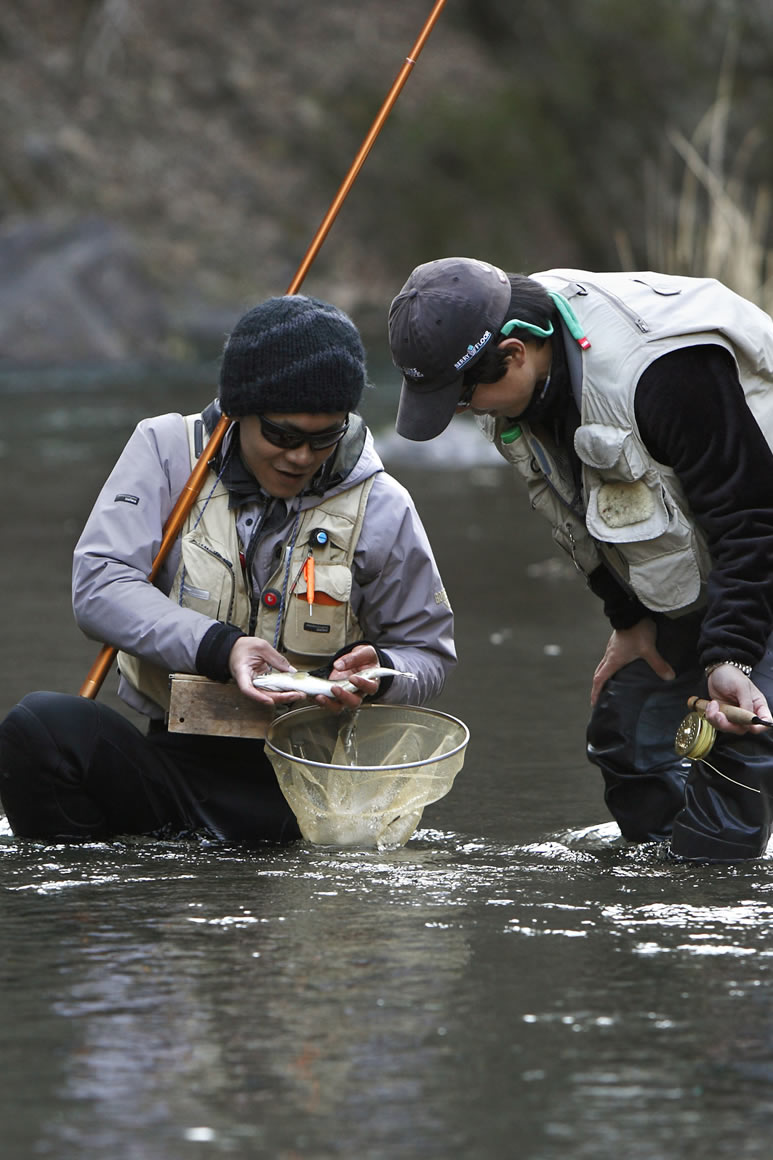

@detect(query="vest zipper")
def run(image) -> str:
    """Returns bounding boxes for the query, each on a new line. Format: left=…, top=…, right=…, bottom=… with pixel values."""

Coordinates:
left=528, top=437, right=584, bottom=517
left=562, top=522, right=582, bottom=571
left=188, top=541, right=237, bottom=623
left=243, top=499, right=293, bottom=637
left=574, top=281, right=650, bottom=333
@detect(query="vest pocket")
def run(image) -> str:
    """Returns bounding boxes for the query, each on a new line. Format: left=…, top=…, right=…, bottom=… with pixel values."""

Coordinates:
left=626, top=546, right=702, bottom=610
left=283, top=563, right=352, bottom=656
left=177, top=536, right=237, bottom=622
left=590, top=486, right=702, bottom=610
left=585, top=477, right=670, bottom=544
left=575, top=423, right=649, bottom=480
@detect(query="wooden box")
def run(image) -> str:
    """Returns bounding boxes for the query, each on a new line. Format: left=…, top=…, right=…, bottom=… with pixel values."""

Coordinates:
left=167, top=674, right=274, bottom=739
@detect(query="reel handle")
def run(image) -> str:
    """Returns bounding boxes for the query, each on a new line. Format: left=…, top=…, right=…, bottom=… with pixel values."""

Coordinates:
left=676, top=696, right=773, bottom=761
left=687, top=696, right=764, bottom=727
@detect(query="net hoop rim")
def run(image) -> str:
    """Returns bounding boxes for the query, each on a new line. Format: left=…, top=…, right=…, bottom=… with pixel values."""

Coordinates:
left=265, top=703, right=470, bottom=773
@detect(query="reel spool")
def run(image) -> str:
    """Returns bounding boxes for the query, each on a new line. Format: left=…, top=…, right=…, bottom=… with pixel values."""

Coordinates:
left=674, top=695, right=771, bottom=761
left=674, top=698, right=768, bottom=795
left=674, top=711, right=717, bottom=760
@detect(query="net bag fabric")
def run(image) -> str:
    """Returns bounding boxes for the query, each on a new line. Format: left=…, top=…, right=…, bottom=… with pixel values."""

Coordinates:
left=265, top=704, right=469, bottom=848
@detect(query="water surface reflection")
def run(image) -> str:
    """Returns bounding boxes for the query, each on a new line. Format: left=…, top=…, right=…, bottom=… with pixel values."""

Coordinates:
left=2, top=375, right=773, bottom=1158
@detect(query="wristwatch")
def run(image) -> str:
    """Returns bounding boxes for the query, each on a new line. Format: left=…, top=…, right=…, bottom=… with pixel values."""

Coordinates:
left=705, top=660, right=753, bottom=677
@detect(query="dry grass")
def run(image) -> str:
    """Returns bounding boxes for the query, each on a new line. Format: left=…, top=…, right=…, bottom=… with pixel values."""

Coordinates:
left=618, top=34, right=773, bottom=315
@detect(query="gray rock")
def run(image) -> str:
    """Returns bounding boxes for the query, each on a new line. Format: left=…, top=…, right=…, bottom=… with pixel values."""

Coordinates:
left=0, top=217, right=169, bottom=364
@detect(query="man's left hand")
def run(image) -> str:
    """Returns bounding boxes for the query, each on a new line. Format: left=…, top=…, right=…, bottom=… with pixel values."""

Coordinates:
left=705, top=665, right=773, bottom=735
left=316, top=644, right=382, bottom=712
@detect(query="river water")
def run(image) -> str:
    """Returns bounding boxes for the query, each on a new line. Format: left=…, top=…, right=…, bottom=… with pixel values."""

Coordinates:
left=2, top=369, right=773, bottom=1159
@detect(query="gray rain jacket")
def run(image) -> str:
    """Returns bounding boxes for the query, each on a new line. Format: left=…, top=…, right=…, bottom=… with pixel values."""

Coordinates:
left=72, top=408, right=456, bottom=717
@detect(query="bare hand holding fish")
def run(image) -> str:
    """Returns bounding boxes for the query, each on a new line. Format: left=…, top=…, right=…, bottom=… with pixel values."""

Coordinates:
left=252, top=643, right=417, bottom=710
left=229, top=635, right=305, bottom=707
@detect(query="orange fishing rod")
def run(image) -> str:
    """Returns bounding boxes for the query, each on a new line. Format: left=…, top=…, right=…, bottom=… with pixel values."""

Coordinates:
left=79, top=0, right=448, bottom=699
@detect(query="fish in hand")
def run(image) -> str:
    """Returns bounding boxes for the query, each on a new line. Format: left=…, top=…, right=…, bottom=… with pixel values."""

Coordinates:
left=252, top=666, right=417, bottom=698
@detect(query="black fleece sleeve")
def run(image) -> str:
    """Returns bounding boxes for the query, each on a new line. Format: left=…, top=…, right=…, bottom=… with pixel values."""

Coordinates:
left=634, top=344, right=773, bottom=668
left=587, top=564, right=651, bottom=629
left=309, top=640, right=396, bottom=700
left=195, top=622, right=246, bottom=682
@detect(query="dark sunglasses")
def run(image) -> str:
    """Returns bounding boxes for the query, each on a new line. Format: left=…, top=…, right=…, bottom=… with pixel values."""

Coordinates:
left=259, top=414, right=349, bottom=450
left=458, top=380, right=477, bottom=408
left=458, top=339, right=510, bottom=407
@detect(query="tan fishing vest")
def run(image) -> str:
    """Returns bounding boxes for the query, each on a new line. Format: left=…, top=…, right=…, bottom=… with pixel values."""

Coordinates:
left=480, top=271, right=773, bottom=613
left=119, top=415, right=374, bottom=711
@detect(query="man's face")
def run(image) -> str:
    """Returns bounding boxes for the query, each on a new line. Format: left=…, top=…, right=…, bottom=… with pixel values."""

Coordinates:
left=237, top=412, right=348, bottom=498
left=457, top=338, right=552, bottom=421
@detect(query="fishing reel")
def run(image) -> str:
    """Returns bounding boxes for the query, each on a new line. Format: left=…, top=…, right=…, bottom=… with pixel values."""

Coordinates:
left=674, top=696, right=772, bottom=760
left=674, top=710, right=717, bottom=760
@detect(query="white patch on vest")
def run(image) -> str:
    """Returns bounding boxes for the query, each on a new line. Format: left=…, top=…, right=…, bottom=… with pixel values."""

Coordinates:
left=181, top=584, right=210, bottom=600
left=435, top=587, right=451, bottom=609
left=596, top=480, right=655, bottom=528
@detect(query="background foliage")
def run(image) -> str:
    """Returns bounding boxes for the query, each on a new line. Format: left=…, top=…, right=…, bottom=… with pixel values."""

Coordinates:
left=1, top=0, right=772, bottom=357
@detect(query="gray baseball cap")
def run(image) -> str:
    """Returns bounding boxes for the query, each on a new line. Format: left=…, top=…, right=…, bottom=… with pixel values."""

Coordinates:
left=389, top=257, right=511, bottom=441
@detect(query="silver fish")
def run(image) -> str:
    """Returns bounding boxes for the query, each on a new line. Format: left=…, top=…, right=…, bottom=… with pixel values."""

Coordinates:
left=252, top=666, right=417, bottom=698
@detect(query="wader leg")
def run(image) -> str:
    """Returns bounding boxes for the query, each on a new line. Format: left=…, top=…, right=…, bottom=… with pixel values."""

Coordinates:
left=669, top=737, right=773, bottom=860
left=0, top=691, right=300, bottom=844
left=0, top=691, right=190, bottom=840
left=145, top=727, right=301, bottom=844
left=670, top=640, right=773, bottom=861
left=587, top=661, right=695, bottom=842
left=587, top=614, right=704, bottom=843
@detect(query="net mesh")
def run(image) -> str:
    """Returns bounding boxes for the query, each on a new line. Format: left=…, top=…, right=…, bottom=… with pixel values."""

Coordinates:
left=265, top=704, right=469, bottom=848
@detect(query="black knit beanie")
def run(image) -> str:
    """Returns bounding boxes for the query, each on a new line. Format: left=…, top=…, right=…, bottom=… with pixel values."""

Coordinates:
left=218, top=295, right=367, bottom=416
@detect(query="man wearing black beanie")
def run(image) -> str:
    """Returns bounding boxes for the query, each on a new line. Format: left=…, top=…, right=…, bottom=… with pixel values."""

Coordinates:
left=0, top=295, right=456, bottom=844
